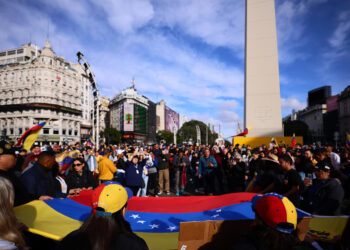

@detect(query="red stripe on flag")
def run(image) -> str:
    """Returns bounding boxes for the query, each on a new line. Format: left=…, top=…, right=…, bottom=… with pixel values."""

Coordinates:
left=70, top=191, right=257, bottom=213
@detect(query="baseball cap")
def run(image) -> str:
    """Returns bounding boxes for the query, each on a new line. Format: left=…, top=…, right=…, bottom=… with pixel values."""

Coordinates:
left=92, top=181, right=133, bottom=216
left=252, top=193, right=297, bottom=234
left=0, top=141, right=16, bottom=155
left=314, top=162, right=331, bottom=171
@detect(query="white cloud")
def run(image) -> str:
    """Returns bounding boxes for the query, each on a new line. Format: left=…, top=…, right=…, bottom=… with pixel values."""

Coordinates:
left=152, top=0, right=245, bottom=51
left=94, top=0, right=154, bottom=34
left=281, top=97, right=306, bottom=113
left=328, top=12, right=350, bottom=48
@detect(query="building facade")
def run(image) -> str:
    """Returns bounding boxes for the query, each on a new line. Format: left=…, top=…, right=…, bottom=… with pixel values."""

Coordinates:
left=109, top=85, right=149, bottom=143
left=297, top=104, right=327, bottom=141
left=156, top=100, right=166, bottom=132
left=338, top=86, right=350, bottom=140
left=155, top=100, right=180, bottom=134
left=0, top=41, right=92, bottom=144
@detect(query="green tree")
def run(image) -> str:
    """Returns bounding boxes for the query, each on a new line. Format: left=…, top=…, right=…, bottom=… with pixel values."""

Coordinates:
left=157, top=130, right=174, bottom=144
left=178, top=120, right=218, bottom=145
left=104, top=128, right=122, bottom=144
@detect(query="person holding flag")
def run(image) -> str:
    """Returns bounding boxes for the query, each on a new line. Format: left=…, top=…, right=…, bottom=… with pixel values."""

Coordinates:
left=14, top=119, right=51, bottom=151
left=291, top=133, right=296, bottom=149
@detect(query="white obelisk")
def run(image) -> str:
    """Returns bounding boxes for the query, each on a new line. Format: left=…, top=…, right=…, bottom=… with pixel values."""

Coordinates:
left=244, top=0, right=283, bottom=137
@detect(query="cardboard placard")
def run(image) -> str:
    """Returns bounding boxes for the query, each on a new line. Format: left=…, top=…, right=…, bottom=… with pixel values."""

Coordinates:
left=178, top=218, right=311, bottom=250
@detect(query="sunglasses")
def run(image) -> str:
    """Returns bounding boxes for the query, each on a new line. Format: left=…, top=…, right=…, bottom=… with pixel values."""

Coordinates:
left=73, top=163, right=83, bottom=167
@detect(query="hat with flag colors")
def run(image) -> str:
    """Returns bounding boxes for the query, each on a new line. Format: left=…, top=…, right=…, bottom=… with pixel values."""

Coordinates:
left=252, top=193, right=297, bottom=234
left=92, top=181, right=133, bottom=216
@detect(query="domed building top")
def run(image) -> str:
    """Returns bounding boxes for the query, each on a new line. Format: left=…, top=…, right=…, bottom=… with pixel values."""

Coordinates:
left=41, top=39, right=55, bottom=58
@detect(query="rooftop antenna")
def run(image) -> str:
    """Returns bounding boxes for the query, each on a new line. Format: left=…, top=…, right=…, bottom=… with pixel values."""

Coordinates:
left=47, top=21, right=50, bottom=40
left=131, top=77, right=135, bottom=90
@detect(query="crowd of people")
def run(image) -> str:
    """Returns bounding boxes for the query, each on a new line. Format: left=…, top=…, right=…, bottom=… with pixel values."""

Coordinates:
left=0, top=139, right=349, bottom=249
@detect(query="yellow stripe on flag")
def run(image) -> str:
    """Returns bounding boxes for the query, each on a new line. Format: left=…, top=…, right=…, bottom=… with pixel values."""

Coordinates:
left=14, top=200, right=83, bottom=241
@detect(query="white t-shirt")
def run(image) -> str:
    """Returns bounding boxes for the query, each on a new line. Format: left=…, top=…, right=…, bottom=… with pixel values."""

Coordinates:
left=330, top=152, right=341, bottom=171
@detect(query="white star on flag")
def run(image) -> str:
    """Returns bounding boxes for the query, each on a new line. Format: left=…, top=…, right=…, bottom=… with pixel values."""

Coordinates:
left=167, top=226, right=176, bottom=231
left=130, top=214, right=140, bottom=219
left=212, top=214, right=219, bottom=218
left=216, top=209, right=222, bottom=213
left=149, top=224, right=159, bottom=229
left=137, top=220, right=146, bottom=224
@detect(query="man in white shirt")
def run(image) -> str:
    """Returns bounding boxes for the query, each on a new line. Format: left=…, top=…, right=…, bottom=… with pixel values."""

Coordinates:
left=326, top=145, right=340, bottom=171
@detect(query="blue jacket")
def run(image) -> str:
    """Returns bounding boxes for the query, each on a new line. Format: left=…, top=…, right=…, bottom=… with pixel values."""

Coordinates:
left=198, top=155, right=217, bottom=175
left=125, top=160, right=144, bottom=187
left=20, top=163, right=64, bottom=198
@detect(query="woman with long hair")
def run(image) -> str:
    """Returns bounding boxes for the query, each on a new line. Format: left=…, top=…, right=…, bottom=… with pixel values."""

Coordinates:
left=65, top=158, right=96, bottom=195
left=0, top=176, right=26, bottom=250
left=57, top=181, right=148, bottom=250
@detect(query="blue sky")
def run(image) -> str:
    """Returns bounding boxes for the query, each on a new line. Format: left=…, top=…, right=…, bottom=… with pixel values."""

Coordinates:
left=1, top=0, right=349, bottom=137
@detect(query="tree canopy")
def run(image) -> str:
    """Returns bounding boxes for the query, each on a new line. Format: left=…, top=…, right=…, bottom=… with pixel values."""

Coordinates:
left=102, top=128, right=122, bottom=144
left=177, top=120, right=218, bottom=145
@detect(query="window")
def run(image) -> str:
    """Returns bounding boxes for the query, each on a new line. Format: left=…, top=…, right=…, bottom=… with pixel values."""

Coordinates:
left=19, top=128, right=23, bottom=134
left=0, top=52, right=5, bottom=56
left=69, top=130, right=72, bottom=135
left=31, top=51, right=35, bottom=56
left=53, top=129, right=59, bottom=135
left=17, top=49, right=23, bottom=54
left=10, top=128, right=13, bottom=135
left=17, top=57, right=23, bottom=62
left=74, top=130, right=78, bottom=136
left=62, top=129, right=66, bottom=135
left=7, top=50, right=16, bottom=55
left=43, top=128, right=50, bottom=134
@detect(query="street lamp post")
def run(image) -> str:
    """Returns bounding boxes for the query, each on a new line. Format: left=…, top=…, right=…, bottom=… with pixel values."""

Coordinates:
left=77, top=52, right=100, bottom=147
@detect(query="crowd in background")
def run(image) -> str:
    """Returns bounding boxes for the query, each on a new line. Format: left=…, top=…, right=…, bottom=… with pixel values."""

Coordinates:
left=0, top=139, right=349, bottom=249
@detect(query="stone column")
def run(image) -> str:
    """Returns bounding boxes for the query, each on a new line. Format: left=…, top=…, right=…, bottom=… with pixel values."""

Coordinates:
left=244, top=0, right=283, bottom=137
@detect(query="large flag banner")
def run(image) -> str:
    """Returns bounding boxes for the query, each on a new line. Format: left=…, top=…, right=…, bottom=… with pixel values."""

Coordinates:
left=15, top=119, right=50, bottom=151
left=14, top=192, right=312, bottom=250
left=346, top=132, right=350, bottom=149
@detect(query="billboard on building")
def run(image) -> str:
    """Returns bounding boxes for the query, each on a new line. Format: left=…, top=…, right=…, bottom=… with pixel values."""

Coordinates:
left=123, top=103, right=134, bottom=132
left=165, top=106, right=179, bottom=133
left=326, top=95, right=338, bottom=112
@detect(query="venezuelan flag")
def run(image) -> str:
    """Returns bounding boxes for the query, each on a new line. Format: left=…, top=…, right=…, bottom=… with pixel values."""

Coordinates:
left=291, top=133, right=296, bottom=148
left=86, top=138, right=95, bottom=147
left=56, top=150, right=80, bottom=171
left=15, top=119, right=50, bottom=151
left=14, top=192, right=311, bottom=250
left=347, top=133, right=350, bottom=148
left=231, top=127, right=251, bottom=137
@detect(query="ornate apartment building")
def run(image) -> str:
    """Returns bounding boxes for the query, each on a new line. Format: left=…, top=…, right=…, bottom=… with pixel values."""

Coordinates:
left=0, top=40, right=92, bottom=144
